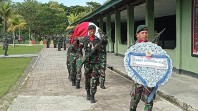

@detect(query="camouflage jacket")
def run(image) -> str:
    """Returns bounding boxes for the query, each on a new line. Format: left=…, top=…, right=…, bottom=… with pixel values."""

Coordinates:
left=80, top=36, right=102, bottom=63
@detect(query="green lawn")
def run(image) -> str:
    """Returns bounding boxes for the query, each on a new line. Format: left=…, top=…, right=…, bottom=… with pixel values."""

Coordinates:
left=0, top=45, right=43, bottom=55
left=0, top=58, right=32, bottom=97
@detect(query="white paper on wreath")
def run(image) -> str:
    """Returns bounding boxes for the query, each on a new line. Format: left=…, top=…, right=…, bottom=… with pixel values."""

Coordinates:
left=124, top=42, right=173, bottom=87
left=131, top=56, right=168, bottom=69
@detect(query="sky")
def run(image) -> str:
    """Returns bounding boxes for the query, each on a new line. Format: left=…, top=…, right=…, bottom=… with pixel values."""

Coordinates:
left=12, top=0, right=106, bottom=6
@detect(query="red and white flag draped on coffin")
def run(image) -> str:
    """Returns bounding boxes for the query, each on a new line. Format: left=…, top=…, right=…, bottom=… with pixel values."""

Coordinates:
left=71, top=22, right=101, bottom=43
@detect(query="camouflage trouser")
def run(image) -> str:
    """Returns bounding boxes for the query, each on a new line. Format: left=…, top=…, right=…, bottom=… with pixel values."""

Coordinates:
left=76, top=57, right=83, bottom=80
left=130, top=82, right=155, bottom=111
left=100, top=58, right=106, bottom=82
left=84, top=62, right=100, bottom=94
left=64, top=44, right=66, bottom=50
left=58, top=42, right=61, bottom=51
left=70, top=54, right=77, bottom=82
left=54, top=43, right=57, bottom=48
left=47, top=41, right=50, bottom=48
left=4, top=46, right=8, bottom=55
left=66, top=62, right=71, bottom=79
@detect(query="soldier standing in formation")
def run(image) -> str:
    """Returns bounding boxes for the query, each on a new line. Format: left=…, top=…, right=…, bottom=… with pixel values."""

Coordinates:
left=79, top=25, right=102, bottom=103
left=63, top=35, right=67, bottom=50
left=130, top=25, right=155, bottom=111
left=66, top=30, right=74, bottom=80
left=53, top=35, right=57, bottom=48
left=3, top=36, right=9, bottom=56
left=68, top=38, right=79, bottom=86
left=46, top=36, right=50, bottom=48
left=57, top=35, right=63, bottom=51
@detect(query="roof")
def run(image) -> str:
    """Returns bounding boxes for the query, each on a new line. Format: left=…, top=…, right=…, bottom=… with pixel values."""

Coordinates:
left=71, top=0, right=122, bottom=25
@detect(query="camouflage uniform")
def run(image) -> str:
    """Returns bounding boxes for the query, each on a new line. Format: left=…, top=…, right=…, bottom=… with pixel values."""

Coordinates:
left=69, top=44, right=78, bottom=86
left=66, top=45, right=72, bottom=81
left=46, top=36, right=50, bottom=48
left=99, top=39, right=108, bottom=89
left=63, top=37, right=67, bottom=50
left=57, top=36, right=63, bottom=51
left=53, top=36, right=57, bottom=48
left=130, top=82, right=155, bottom=111
left=80, top=36, right=102, bottom=103
left=75, top=46, right=83, bottom=89
left=3, top=37, right=9, bottom=56
left=130, top=23, right=155, bottom=111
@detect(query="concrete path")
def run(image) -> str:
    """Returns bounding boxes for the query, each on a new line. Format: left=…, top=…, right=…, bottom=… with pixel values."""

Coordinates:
left=7, top=48, right=182, bottom=111
left=0, top=54, right=39, bottom=58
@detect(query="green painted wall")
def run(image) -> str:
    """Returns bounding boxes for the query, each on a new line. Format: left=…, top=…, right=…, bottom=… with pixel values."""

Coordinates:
left=111, top=0, right=198, bottom=74
left=179, top=0, right=198, bottom=73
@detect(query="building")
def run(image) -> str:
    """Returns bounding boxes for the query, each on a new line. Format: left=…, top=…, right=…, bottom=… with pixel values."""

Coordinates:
left=73, top=0, right=198, bottom=76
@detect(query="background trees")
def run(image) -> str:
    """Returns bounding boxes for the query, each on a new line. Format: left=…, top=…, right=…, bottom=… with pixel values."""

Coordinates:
left=0, top=0, right=102, bottom=43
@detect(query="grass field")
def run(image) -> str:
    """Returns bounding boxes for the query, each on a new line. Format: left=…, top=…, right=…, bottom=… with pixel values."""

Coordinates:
left=0, top=45, right=43, bottom=55
left=0, top=58, right=32, bottom=97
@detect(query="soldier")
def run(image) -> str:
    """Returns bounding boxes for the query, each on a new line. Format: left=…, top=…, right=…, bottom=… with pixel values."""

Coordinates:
left=66, top=30, right=73, bottom=48
left=46, top=36, right=50, bottom=48
left=3, top=36, right=9, bottom=56
left=57, top=35, right=62, bottom=51
left=53, top=35, right=57, bottom=48
left=66, top=30, right=74, bottom=81
left=75, top=40, right=83, bottom=89
left=69, top=38, right=79, bottom=86
left=130, top=25, right=155, bottom=111
left=63, top=35, right=67, bottom=50
left=79, top=25, right=102, bottom=103
left=99, top=35, right=108, bottom=89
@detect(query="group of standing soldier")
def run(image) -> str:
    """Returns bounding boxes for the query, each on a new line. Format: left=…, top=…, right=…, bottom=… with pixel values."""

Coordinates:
left=46, top=35, right=68, bottom=51
left=66, top=25, right=108, bottom=103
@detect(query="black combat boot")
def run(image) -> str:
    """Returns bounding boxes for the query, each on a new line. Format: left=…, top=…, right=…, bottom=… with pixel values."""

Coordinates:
left=90, top=92, right=96, bottom=103
left=76, top=79, right=80, bottom=89
left=86, top=90, right=90, bottom=100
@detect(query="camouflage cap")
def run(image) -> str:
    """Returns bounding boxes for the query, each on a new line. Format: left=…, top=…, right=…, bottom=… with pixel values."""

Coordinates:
left=136, top=25, right=148, bottom=33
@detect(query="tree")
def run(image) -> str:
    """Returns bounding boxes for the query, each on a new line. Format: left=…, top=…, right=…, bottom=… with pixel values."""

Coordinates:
left=7, top=15, right=27, bottom=47
left=0, top=1, right=12, bottom=33
left=14, top=0, right=39, bottom=40
left=86, top=2, right=101, bottom=11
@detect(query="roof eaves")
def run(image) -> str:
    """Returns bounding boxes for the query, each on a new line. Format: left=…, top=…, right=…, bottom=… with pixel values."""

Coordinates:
left=71, top=0, right=122, bottom=26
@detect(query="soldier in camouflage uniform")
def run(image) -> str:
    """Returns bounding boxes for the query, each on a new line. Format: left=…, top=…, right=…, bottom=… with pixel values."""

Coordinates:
left=66, top=30, right=74, bottom=81
left=75, top=43, right=83, bottom=89
left=99, top=36, right=108, bottom=89
left=79, top=25, right=102, bottom=103
left=69, top=39, right=79, bottom=86
left=3, top=36, right=9, bottom=56
left=53, top=35, right=57, bottom=48
left=46, top=36, right=50, bottom=48
left=57, top=35, right=63, bottom=51
left=130, top=25, right=155, bottom=111
left=63, top=36, right=67, bottom=50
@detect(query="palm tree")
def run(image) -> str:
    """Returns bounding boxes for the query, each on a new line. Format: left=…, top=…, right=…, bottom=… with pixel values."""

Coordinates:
left=66, top=13, right=79, bottom=30
left=0, top=1, right=12, bottom=33
left=7, top=15, right=27, bottom=47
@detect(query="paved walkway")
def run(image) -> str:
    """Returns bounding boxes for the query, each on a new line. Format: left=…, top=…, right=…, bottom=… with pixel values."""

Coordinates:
left=107, top=53, right=198, bottom=111
left=7, top=47, right=182, bottom=111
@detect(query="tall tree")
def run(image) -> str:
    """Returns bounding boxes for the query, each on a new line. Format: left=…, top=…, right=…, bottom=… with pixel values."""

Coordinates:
left=7, top=14, right=27, bottom=47
left=14, top=0, right=39, bottom=40
left=0, top=1, right=12, bottom=33
left=86, top=2, right=101, bottom=11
